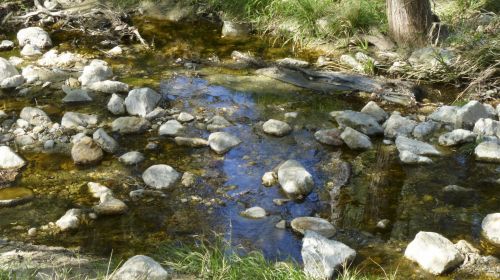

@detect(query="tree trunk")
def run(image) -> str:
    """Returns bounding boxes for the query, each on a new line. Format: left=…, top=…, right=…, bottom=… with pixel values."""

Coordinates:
left=387, top=0, right=433, bottom=47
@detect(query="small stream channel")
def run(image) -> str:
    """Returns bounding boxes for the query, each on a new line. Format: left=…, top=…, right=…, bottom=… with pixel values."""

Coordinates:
left=0, top=18, right=499, bottom=279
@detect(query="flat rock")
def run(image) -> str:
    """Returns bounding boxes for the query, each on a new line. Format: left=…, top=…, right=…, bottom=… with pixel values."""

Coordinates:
left=395, top=136, right=441, bottom=156
left=0, top=146, right=26, bottom=170
left=335, top=110, right=383, bottom=135
left=0, top=187, right=34, bottom=207
left=88, top=80, right=129, bottom=93
left=340, top=127, right=372, bottom=150
left=277, top=160, right=313, bottom=197
left=112, top=117, right=150, bottom=134
left=291, top=217, right=336, bottom=237
left=61, top=112, right=98, bottom=130
left=142, top=164, right=180, bottom=190
left=17, top=27, right=52, bottom=49
left=177, top=112, right=194, bottom=122
left=124, top=88, right=162, bottom=117
left=174, top=137, right=208, bottom=147
left=399, top=150, right=433, bottom=164
left=119, top=151, right=145, bottom=165
left=262, top=119, right=292, bottom=137
left=475, top=141, right=500, bottom=162
left=221, top=21, right=250, bottom=37
left=302, top=230, right=356, bottom=279
left=93, top=193, right=128, bottom=215
left=314, top=128, right=343, bottom=146
left=208, top=132, right=241, bottom=154
left=112, top=255, right=168, bottom=280
left=482, top=213, right=500, bottom=246
left=240, top=206, right=267, bottom=219
left=62, top=86, right=92, bottom=103
left=438, top=129, right=475, bottom=146
left=158, top=120, right=184, bottom=137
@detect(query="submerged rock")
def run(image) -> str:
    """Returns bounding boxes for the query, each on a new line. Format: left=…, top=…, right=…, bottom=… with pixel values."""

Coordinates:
left=158, top=120, right=184, bottom=137
left=314, top=128, right=343, bottom=146
left=302, top=230, right=356, bottom=279
left=112, top=255, right=168, bottom=280
left=340, top=127, right=372, bottom=150
left=112, top=117, right=150, bottom=134
left=17, top=27, right=52, bottom=49
left=124, top=88, right=162, bottom=117
left=55, top=209, right=81, bottom=231
left=404, top=231, right=464, bottom=275
left=399, top=150, right=433, bottom=164
left=108, top=94, right=126, bottom=115
left=208, top=132, right=241, bottom=154
left=277, top=160, right=313, bottom=197
left=119, top=151, right=145, bottom=165
left=240, top=206, right=267, bottom=219
left=262, top=119, right=292, bottom=137
left=438, top=129, right=475, bottom=146
left=62, top=86, right=92, bottom=103
left=93, top=193, right=128, bottom=215
left=0, top=146, right=26, bottom=170
left=142, top=164, right=180, bottom=190
left=207, top=115, right=232, bottom=131
left=174, top=137, right=208, bottom=147
left=291, top=217, right=336, bottom=238
left=71, top=136, right=103, bottom=165
left=475, top=141, right=500, bottom=162
left=395, top=136, right=441, bottom=156
left=335, top=110, right=383, bottom=135
left=482, top=213, right=500, bottom=246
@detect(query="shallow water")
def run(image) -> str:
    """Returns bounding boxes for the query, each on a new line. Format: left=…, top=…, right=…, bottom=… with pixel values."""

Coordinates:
left=1, top=18, right=499, bottom=279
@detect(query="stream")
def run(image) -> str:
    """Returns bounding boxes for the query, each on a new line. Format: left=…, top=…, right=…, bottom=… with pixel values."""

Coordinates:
left=1, top=18, right=499, bottom=279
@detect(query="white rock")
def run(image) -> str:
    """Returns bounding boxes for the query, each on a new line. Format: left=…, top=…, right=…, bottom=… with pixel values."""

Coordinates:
left=277, top=160, right=313, bottom=197
left=383, top=114, right=418, bottom=139
left=79, top=60, right=112, bottom=87
left=88, top=80, right=129, bottom=93
left=340, top=127, right=372, bottom=150
left=0, top=57, right=19, bottom=82
left=177, top=112, right=194, bottom=122
left=61, top=112, right=98, bottom=129
left=475, top=141, right=500, bottom=162
left=395, top=136, right=441, bottom=156
left=455, top=101, right=494, bottom=129
left=481, top=213, right=500, bottom=246
left=37, top=50, right=86, bottom=68
left=404, top=231, right=464, bottom=275
left=0, top=40, right=14, bottom=51
left=399, top=150, right=433, bottom=164
left=158, top=120, right=184, bottom=136
left=262, top=119, right=292, bottom=137
left=302, top=230, right=356, bottom=279
left=107, top=46, right=123, bottom=56
left=473, top=118, right=500, bottom=138
left=240, top=206, right=267, bottom=219
left=291, top=217, right=336, bottom=237
left=335, top=110, right=383, bottom=135
left=20, top=44, right=42, bottom=57
left=142, top=164, right=180, bottom=190
left=428, top=106, right=458, bottom=125
left=93, top=193, right=128, bottom=215
left=55, top=209, right=81, bottom=231
left=119, top=151, right=145, bottom=165
left=262, top=171, right=277, bottom=187
left=208, top=132, right=241, bottom=154
left=124, top=88, right=162, bottom=117
left=0, top=75, right=24, bottom=88
left=360, top=101, right=387, bottom=123
left=93, top=128, right=119, bottom=153
left=108, top=94, right=125, bottom=115
left=112, top=255, right=168, bottom=280
left=0, top=146, right=26, bottom=169
left=17, top=27, right=52, bottom=49
left=88, top=182, right=112, bottom=199
left=438, top=129, right=476, bottom=146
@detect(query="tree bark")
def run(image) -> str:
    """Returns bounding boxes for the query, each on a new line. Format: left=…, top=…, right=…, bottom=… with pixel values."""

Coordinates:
left=387, top=0, right=433, bottom=47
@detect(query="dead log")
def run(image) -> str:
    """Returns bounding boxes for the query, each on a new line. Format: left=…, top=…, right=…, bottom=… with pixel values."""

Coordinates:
left=256, top=66, right=418, bottom=106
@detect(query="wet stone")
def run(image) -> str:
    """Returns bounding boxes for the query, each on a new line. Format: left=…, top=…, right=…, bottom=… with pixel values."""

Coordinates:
left=291, top=217, right=336, bottom=238
left=119, top=151, right=145, bottom=165
left=0, top=187, right=34, bottom=207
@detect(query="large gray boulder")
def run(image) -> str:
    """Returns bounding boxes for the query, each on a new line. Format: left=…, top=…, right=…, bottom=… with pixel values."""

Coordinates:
left=124, top=88, right=162, bottom=117
left=93, top=128, right=119, bottom=154
left=291, top=217, right=336, bottom=238
left=112, top=117, right=150, bottom=134
left=277, top=160, right=313, bottom=197
left=142, top=164, right=180, bottom=190
left=473, top=118, right=500, bottom=138
left=438, top=129, right=476, bottom=146
left=112, top=255, right=168, bottom=280
left=404, top=231, right=464, bottom=275
left=0, top=146, right=26, bottom=169
left=481, top=213, right=500, bottom=246
left=395, top=136, right=441, bottom=156
left=302, top=230, right=356, bottom=279
left=0, top=58, right=19, bottom=82
left=360, top=101, right=387, bottom=123
left=208, top=132, right=241, bottom=154
left=455, top=101, right=494, bottom=129
left=475, top=141, right=500, bottom=162
left=340, top=127, right=372, bottom=150
left=383, top=114, right=417, bottom=139
left=262, top=119, right=292, bottom=137
left=79, top=60, right=113, bottom=87
left=335, top=110, right=383, bottom=135
left=61, top=112, right=98, bottom=129
left=20, top=107, right=51, bottom=126
left=17, top=27, right=52, bottom=49
left=428, top=106, right=458, bottom=125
